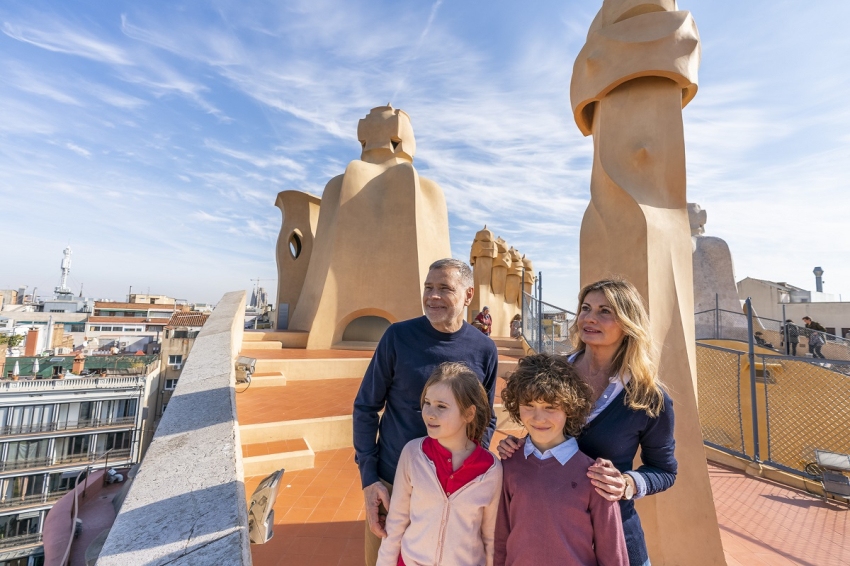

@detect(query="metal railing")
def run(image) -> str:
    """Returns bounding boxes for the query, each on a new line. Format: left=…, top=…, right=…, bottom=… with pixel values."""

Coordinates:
left=0, top=532, right=43, bottom=550
left=697, top=298, right=850, bottom=479
left=0, top=376, right=145, bottom=392
left=520, top=272, right=575, bottom=355
left=0, top=448, right=131, bottom=474
left=0, top=489, right=70, bottom=510
left=0, top=416, right=136, bottom=437
left=695, top=300, right=850, bottom=362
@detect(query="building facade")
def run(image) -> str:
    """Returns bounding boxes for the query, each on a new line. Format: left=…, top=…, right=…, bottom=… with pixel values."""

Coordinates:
left=0, top=373, right=152, bottom=566
left=157, top=312, right=209, bottom=417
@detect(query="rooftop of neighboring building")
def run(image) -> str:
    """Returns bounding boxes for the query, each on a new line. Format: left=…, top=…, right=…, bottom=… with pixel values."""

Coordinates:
left=94, top=301, right=181, bottom=311
left=165, top=312, right=209, bottom=328
left=88, top=316, right=171, bottom=324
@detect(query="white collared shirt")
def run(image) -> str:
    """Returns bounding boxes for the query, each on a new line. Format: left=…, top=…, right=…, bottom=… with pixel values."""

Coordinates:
left=567, top=351, right=647, bottom=499
left=524, top=436, right=579, bottom=465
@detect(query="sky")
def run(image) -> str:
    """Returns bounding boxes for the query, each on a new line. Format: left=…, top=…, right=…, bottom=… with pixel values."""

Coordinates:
left=1, top=0, right=849, bottom=309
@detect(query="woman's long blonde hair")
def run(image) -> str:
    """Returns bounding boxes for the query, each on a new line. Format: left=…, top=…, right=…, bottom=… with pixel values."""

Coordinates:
left=568, top=279, right=666, bottom=417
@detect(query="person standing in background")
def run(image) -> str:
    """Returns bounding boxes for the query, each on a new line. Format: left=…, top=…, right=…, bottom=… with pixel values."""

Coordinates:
left=475, top=306, right=492, bottom=336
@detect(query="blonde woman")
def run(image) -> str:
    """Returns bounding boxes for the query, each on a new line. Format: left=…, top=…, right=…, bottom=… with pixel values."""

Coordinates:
left=498, top=279, right=675, bottom=566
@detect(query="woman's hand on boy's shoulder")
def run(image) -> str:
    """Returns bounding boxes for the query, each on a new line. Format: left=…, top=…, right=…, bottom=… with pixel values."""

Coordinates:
left=587, top=458, right=628, bottom=501
left=496, top=435, right=525, bottom=460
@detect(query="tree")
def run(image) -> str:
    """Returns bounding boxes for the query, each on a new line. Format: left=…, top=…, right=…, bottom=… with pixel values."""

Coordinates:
left=0, top=334, right=23, bottom=348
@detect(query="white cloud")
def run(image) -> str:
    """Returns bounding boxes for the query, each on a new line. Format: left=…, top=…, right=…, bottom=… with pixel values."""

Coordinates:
left=64, top=143, right=91, bottom=157
left=2, top=21, right=131, bottom=65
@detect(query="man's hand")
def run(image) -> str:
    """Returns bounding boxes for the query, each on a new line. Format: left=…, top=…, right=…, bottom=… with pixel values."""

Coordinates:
left=363, top=481, right=390, bottom=538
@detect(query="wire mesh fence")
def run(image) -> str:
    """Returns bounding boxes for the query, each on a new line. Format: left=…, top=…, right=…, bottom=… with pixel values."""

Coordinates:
left=758, top=353, right=850, bottom=475
left=696, top=342, right=850, bottom=478
left=695, top=343, right=746, bottom=456
left=521, top=292, right=575, bottom=355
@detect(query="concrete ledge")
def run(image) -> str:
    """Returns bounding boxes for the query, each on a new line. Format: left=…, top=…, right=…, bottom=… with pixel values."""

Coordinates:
left=704, top=445, right=848, bottom=503
left=97, top=291, right=250, bottom=566
left=240, top=415, right=353, bottom=452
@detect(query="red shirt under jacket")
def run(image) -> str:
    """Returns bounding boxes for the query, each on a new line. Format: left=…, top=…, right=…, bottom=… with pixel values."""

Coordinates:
left=397, top=436, right=495, bottom=566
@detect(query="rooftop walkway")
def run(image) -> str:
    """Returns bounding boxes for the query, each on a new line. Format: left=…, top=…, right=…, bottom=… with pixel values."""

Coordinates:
left=237, top=332, right=849, bottom=566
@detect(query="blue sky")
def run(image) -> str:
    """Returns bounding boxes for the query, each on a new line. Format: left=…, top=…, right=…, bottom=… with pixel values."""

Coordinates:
left=1, top=1, right=849, bottom=308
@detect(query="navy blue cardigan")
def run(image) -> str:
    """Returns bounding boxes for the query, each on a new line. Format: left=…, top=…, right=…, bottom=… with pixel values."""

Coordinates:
left=352, top=316, right=499, bottom=489
left=577, top=388, right=677, bottom=566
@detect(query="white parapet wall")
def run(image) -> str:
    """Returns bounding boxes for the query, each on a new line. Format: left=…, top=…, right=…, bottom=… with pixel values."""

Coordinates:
left=96, top=291, right=250, bottom=566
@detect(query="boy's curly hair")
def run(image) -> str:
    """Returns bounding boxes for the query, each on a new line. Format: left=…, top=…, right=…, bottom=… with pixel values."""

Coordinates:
left=500, top=354, right=593, bottom=438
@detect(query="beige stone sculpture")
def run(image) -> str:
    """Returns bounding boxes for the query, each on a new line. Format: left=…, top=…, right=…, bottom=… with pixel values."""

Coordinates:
left=275, top=191, right=321, bottom=329
left=571, top=2, right=726, bottom=564
left=286, top=105, right=451, bottom=349
left=469, top=226, right=534, bottom=337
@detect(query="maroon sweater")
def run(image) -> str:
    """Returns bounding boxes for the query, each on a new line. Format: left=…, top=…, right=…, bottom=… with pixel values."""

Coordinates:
left=494, top=449, right=628, bottom=566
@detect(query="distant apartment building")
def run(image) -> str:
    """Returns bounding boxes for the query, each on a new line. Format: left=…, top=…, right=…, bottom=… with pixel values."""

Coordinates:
left=126, top=294, right=176, bottom=306
left=0, top=359, right=158, bottom=566
left=738, top=277, right=850, bottom=338
left=0, top=292, right=17, bottom=311
left=157, top=312, right=209, bottom=416
left=85, top=302, right=179, bottom=354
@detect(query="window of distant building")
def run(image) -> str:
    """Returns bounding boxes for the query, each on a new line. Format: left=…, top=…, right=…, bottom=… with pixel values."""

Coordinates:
left=173, top=330, right=188, bottom=339
left=165, top=379, right=178, bottom=390
left=69, top=324, right=84, bottom=333
left=168, top=355, right=183, bottom=369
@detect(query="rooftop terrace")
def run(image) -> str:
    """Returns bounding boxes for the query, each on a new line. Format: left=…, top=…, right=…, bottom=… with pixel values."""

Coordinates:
left=95, top=294, right=848, bottom=566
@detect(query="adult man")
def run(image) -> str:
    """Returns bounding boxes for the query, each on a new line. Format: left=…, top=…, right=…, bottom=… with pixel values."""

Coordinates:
left=803, top=316, right=827, bottom=359
left=353, top=258, right=499, bottom=566
left=474, top=306, right=493, bottom=336
left=783, top=319, right=799, bottom=356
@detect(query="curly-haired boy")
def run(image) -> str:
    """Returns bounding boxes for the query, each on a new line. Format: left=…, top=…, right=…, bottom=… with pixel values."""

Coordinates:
left=495, top=353, right=627, bottom=566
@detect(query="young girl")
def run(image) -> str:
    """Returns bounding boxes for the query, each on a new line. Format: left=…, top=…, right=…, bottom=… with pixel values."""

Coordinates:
left=377, top=362, right=502, bottom=566
left=495, top=354, right=627, bottom=566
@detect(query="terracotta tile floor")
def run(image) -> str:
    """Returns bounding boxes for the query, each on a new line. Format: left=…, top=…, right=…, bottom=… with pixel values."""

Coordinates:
left=243, top=438, right=310, bottom=458
left=710, top=463, right=850, bottom=566
left=236, top=379, right=362, bottom=425
left=246, top=448, right=365, bottom=566
left=248, top=447, right=849, bottom=566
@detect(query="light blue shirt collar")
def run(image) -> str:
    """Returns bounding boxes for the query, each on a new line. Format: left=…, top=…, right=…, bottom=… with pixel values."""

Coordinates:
left=523, top=436, right=579, bottom=465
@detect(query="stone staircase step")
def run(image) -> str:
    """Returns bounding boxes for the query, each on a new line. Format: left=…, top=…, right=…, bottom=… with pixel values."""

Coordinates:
left=491, top=337, right=523, bottom=349
left=250, top=357, right=371, bottom=380
left=241, top=341, right=283, bottom=350
left=497, top=358, right=518, bottom=378
left=497, top=346, right=525, bottom=357
left=241, top=437, right=315, bottom=476
left=243, top=331, right=309, bottom=348
left=239, top=415, right=353, bottom=452
left=249, top=372, right=287, bottom=387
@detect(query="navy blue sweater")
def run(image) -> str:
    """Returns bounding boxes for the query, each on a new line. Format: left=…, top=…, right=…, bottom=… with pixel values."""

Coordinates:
left=353, top=316, right=499, bottom=488
left=578, top=388, right=677, bottom=566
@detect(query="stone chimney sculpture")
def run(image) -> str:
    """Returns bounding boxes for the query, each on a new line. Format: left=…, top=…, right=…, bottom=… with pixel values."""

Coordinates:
left=570, top=2, right=726, bottom=564
left=469, top=227, right=534, bottom=337
left=281, top=105, right=451, bottom=348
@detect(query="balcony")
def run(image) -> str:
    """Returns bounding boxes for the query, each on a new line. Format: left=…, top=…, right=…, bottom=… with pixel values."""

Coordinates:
left=0, top=449, right=132, bottom=475
left=0, top=376, right=146, bottom=392
left=0, top=417, right=137, bottom=439
left=0, top=532, right=43, bottom=551
left=0, top=490, right=70, bottom=512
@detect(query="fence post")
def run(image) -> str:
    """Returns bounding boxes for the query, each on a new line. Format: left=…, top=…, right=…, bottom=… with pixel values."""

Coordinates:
left=782, top=303, right=787, bottom=356
left=715, top=293, right=720, bottom=339
left=536, top=272, right=543, bottom=353
left=745, top=298, right=761, bottom=461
